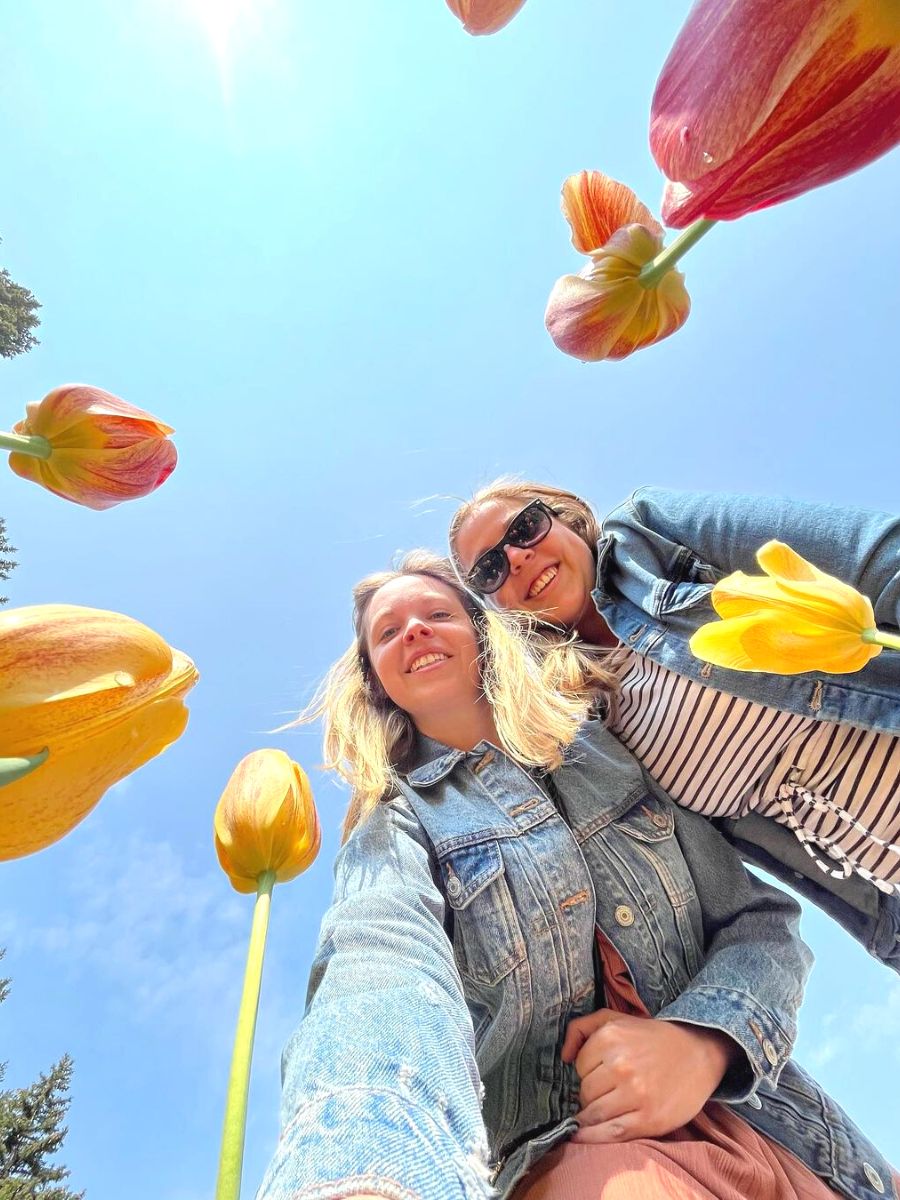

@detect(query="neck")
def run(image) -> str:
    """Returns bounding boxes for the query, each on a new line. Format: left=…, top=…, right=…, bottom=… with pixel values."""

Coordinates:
left=576, top=604, right=618, bottom=648
left=415, top=696, right=499, bottom=754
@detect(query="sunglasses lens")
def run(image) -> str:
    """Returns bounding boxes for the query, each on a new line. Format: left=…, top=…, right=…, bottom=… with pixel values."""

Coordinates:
left=471, top=549, right=507, bottom=595
left=508, top=504, right=551, bottom=547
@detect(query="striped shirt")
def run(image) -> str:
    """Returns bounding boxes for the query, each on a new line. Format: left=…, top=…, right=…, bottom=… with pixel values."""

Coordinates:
left=607, top=650, right=900, bottom=895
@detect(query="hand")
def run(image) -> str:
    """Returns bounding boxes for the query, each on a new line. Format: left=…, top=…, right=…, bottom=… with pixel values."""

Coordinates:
left=561, top=1009, right=739, bottom=1143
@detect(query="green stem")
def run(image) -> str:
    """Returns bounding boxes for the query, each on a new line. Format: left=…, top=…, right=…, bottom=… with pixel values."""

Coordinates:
left=0, top=748, right=49, bottom=788
left=216, top=869, right=276, bottom=1200
left=638, top=218, right=718, bottom=289
left=862, top=628, right=900, bottom=652
left=0, top=431, right=52, bottom=459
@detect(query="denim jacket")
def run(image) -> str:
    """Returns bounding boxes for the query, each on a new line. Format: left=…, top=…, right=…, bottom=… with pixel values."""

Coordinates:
left=596, top=487, right=900, bottom=971
left=259, top=720, right=895, bottom=1200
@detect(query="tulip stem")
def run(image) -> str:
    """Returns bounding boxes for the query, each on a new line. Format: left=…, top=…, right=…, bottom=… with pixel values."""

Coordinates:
left=863, top=629, right=900, bottom=652
left=216, top=868, right=276, bottom=1200
left=638, top=218, right=717, bottom=289
left=0, top=431, right=52, bottom=459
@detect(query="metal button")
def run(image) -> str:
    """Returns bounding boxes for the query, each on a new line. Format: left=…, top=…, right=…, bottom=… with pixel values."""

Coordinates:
left=746, top=1094, right=762, bottom=1110
left=650, top=812, right=668, bottom=829
left=446, top=874, right=462, bottom=899
left=614, top=905, right=635, bottom=927
left=863, top=1163, right=885, bottom=1194
left=762, top=1038, right=779, bottom=1066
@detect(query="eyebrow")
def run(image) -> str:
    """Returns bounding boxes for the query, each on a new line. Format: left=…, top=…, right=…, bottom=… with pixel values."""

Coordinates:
left=469, top=510, right=518, bottom=565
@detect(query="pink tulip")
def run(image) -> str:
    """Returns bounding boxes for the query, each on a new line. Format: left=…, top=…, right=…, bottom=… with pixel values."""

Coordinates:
left=651, top=0, right=900, bottom=226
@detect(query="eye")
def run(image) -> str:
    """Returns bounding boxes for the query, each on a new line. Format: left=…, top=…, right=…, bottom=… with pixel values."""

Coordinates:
left=430, top=609, right=452, bottom=620
left=377, top=624, right=398, bottom=642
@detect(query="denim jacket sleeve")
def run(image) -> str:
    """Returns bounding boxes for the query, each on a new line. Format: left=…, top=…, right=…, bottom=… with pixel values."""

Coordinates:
left=652, top=796, right=813, bottom=1104
left=258, top=796, right=494, bottom=1200
left=603, top=485, right=900, bottom=629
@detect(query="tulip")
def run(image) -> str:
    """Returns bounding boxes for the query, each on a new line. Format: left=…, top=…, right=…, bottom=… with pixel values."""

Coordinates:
left=0, top=604, right=198, bottom=859
left=545, top=170, right=695, bottom=362
left=2, top=383, right=177, bottom=509
left=445, top=0, right=527, bottom=35
left=689, top=540, right=900, bottom=675
left=213, top=749, right=320, bottom=894
left=213, top=750, right=320, bottom=1200
left=651, top=0, right=900, bottom=227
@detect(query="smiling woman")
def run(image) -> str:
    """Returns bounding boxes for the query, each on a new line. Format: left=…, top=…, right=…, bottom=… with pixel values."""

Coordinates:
left=256, top=549, right=896, bottom=1200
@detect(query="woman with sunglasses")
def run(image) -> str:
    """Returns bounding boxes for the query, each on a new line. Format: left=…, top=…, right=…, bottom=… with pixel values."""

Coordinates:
left=449, top=482, right=900, bottom=972
left=258, top=551, right=895, bottom=1200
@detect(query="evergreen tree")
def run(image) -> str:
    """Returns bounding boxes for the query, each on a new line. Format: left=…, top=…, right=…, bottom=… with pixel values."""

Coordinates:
left=0, top=518, right=16, bottom=605
left=0, top=955, right=82, bottom=1199
left=0, top=240, right=41, bottom=360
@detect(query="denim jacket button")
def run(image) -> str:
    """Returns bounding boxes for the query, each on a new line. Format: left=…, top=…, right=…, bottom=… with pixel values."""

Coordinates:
left=446, top=875, right=462, bottom=899
left=746, top=1094, right=762, bottom=1110
left=762, top=1038, right=779, bottom=1066
left=863, top=1163, right=885, bottom=1193
left=614, top=905, right=635, bottom=927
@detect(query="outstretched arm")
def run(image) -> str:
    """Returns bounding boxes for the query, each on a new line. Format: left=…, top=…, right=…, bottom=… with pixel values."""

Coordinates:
left=258, top=797, right=492, bottom=1200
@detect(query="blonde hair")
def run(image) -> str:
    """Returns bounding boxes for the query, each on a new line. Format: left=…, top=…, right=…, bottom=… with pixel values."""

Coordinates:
left=448, top=475, right=601, bottom=576
left=299, top=550, right=617, bottom=838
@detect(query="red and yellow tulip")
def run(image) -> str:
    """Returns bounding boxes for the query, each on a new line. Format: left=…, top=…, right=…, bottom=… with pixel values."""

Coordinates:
left=651, top=0, right=900, bottom=226
left=0, top=604, right=198, bottom=859
left=445, top=0, right=527, bottom=35
left=545, top=171, right=692, bottom=361
left=689, top=541, right=900, bottom=675
left=5, top=384, right=177, bottom=510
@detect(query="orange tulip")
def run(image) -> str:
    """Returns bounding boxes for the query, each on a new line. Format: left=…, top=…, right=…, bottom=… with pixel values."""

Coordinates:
left=545, top=171, right=691, bottom=361
left=214, top=750, right=320, bottom=894
left=6, top=383, right=177, bottom=510
left=0, top=604, right=198, bottom=859
left=445, top=0, right=527, bottom=35
left=651, top=0, right=900, bottom=227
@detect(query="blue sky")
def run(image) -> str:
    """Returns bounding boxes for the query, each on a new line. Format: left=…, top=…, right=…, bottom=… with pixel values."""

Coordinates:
left=1, top=1, right=899, bottom=1197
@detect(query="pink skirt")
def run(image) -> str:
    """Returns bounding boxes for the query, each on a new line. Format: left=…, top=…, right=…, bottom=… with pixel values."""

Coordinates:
left=512, top=934, right=858, bottom=1200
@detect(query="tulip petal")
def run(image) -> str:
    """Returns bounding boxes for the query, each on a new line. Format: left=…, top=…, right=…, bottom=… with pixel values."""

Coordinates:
left=561, top=171, right=663, bottom=254
left=445, top=0, right=527, bottom=34
left=652, top=0, right=900, bottom=225
left=691, top=611, right=881, bottom=675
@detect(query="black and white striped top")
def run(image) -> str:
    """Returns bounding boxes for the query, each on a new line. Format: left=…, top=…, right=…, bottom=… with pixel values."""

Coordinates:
left=607, top=649, right=900, bottom=895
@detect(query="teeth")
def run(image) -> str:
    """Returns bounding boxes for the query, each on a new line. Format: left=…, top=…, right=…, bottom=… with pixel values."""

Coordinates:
left=410, top=653, right=448, bottom=673
left=528, top=567, right=557, bottom=599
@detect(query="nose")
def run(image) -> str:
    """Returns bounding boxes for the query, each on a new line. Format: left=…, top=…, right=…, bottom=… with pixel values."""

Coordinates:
left=504, top=543, right=534, bottom=574
left=402, top=618, right=433, bottom=644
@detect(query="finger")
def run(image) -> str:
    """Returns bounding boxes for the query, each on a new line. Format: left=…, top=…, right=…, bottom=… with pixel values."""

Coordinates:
left=578, top=1064, right=619, bottom=1109
left=575, top=1088, right=634, bottom=1129
left=561, top=1009, right=621, bottom=1064
left=571, top=1110, right=641, bottom=1145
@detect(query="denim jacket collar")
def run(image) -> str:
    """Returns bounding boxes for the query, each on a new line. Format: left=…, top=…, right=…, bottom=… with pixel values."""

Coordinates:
left=403, top=733, right=493, bottom=788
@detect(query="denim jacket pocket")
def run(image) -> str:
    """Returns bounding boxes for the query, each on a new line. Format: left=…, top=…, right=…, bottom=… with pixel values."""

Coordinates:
left=439, top=839, right=527, bottom=986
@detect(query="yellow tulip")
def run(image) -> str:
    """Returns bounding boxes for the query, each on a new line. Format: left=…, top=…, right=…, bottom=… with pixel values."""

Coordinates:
left=0, top=604, right=198, bottom=859
left=689, top=541, right=885, bottom=675
left=213, top=750, right=320, bottom=1200
left=544, top=171, right=692, bottom=362
left=213, top=750, right=320, bottom=894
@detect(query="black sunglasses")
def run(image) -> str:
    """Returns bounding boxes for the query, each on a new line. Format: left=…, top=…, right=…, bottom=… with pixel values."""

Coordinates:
left=466, top=499, right=555, bottom=595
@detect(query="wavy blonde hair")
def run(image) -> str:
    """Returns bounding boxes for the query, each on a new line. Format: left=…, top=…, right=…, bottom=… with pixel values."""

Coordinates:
left=448, top=476, right=601, bottom=578
left=299, top=550, right=617, bottom=838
